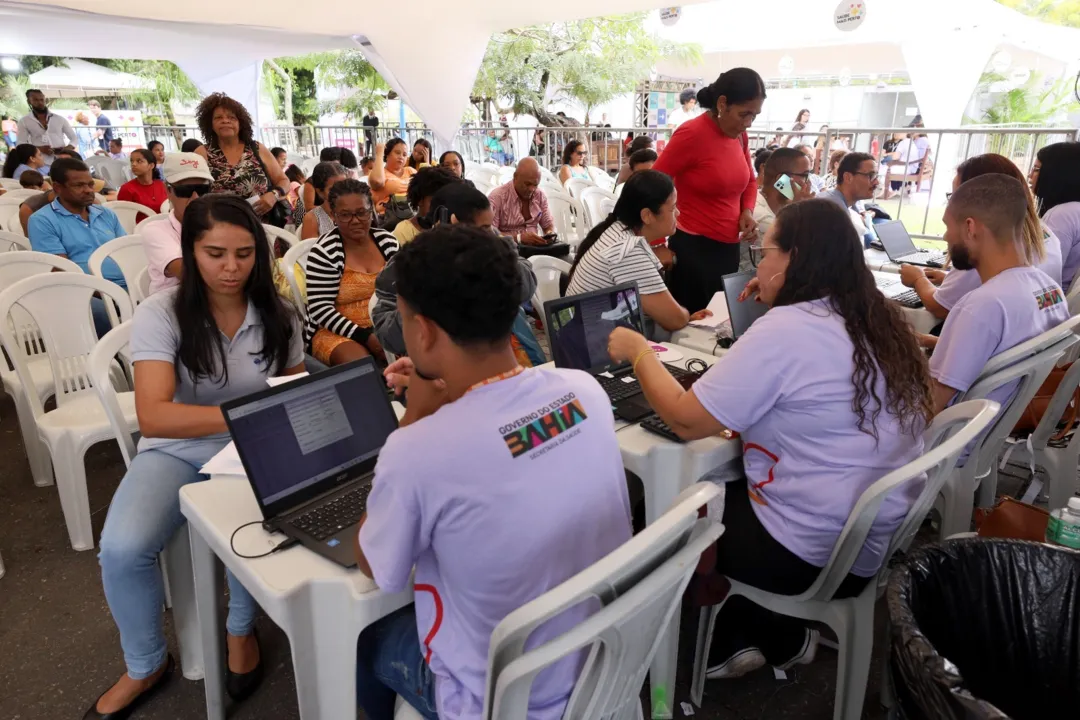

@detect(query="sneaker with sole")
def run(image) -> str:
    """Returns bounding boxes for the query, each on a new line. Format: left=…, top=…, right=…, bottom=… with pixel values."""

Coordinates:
left=706, top=647, right=766, bottom=679
left=776, top=628, right=820, bottom=671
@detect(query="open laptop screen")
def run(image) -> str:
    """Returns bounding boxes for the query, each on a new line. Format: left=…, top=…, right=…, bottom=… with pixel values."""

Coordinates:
left=223, top=359, right=398, bottom=514
left=875, top=220, right=918, bottom=259
left=545, top=282, right=644, bottom=374
left=723, top=272, right=769, bottom=339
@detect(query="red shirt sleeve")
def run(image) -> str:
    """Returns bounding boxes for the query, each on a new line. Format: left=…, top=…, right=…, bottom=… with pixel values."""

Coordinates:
left=653, top=124, right=692, bottom=180
left=740, top=133, right=757, bottom=213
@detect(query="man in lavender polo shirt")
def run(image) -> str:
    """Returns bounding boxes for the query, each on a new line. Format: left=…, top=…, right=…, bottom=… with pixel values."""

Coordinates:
left=355, top=226, right=631, bottom=720
left=139, top=152, right=212, bottom=296
left=927, top=174, right=1069, bottom=419
left=488, top=157, right=557, bottom=248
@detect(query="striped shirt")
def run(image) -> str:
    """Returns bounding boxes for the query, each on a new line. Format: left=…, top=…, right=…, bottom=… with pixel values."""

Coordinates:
left=304, top=225, right=398, bottom=344
left=565, top=221, right=666, bottom=297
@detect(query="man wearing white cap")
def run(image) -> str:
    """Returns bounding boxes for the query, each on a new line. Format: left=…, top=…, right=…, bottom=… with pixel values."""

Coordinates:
left=140, top=152, right=213, bottom=296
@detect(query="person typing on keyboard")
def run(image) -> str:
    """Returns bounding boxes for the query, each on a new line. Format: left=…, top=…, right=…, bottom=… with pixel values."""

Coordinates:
left=899, top=153, right=1062, bottom=322
left=608, top=198, right=933, bottom=681
left=353, top=225, right=632, bottom=720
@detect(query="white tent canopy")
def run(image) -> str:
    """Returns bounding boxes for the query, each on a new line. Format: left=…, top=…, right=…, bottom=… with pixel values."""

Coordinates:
left=1, top=0, right=707, bottom=143
left=26, top=57, right=152, bottom=98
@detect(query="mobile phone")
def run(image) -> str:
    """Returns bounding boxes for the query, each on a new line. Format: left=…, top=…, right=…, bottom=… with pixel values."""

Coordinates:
left=773, top=174, right=794, bottom=201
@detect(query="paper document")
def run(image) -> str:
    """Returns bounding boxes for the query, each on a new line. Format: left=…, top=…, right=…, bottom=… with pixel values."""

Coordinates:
left=200, top=441, right=246, bottom=477
left=267, top=372, right=309, bottom=387
left=689, top=292, right=730, bottom=329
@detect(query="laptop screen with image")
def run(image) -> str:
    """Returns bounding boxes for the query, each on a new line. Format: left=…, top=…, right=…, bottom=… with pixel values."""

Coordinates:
left=875, top=220, right=918, bottom=259
left=545, top=282, right=645, bottom=374
left=224, top=361, right=398, bottom=511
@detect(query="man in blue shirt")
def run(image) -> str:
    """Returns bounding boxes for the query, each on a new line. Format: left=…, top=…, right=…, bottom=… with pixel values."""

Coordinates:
left=88, top=99, right=112, bottom=151
left=29, top=157, right=127, bottom=335
left=819, top=152, right=879, bottom=245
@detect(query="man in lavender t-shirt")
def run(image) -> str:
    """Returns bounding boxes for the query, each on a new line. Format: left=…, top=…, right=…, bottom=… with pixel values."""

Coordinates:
left=355, top=226, right=631, bottom=720
left=928, top=175, right=1070, bottom=419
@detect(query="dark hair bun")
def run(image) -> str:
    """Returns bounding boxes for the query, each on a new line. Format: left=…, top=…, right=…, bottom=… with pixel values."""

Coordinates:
left=696, top=85, right=716, bottom=109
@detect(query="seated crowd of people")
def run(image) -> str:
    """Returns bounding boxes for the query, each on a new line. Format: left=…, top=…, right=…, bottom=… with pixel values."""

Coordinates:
left=6, top=72, right=1080, bottom=720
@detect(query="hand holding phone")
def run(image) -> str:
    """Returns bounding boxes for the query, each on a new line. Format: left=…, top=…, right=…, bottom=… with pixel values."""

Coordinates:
left=773, top=174, right=794, bottom=201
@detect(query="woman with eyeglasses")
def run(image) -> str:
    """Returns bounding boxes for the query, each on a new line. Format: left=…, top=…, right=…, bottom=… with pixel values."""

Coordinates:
left=559, top=139, right=591, bottom=185
left=608, top=198, right=932, bottom=680
left=305, top=179, right=398, bottom=366
left=300, top=161, right=348, bottom=240
left=86, top=196, right=305, bottom=719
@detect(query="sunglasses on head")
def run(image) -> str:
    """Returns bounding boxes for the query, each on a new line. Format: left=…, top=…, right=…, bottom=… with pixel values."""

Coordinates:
left=171, top=183, right=211, bottom=198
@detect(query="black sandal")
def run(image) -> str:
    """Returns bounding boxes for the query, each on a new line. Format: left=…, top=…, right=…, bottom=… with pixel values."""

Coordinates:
left=82, top=654, right=174, bottom=720
left=226, top=630, right=264, bottom=703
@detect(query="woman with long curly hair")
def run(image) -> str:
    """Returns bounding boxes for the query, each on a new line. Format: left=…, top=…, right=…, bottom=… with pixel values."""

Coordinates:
left=193, top=92, right=289, bottom=222
left=608, top=198, right=932, bottom=679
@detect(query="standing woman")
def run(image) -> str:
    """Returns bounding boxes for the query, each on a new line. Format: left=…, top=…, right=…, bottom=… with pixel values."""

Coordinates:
left=74, top=112, right=96, bottom=159
left=85, top=196, right=305, bottom=718
left=785, top=109, right=809, bottom=147
left=305, top=179, right=398, bottom=366
left=118, top=148, right=167, bottom=222
left=559, top=139, right=591, bottom=184
left=654, top=67, right=766, bottom=312
left=300, top=161, right=348, bottom=240
left=368, top=138, right=416, bottom=215
left=193, top=93, right=290, bottom=223
left=1031, top=142, right=1080, bottom=291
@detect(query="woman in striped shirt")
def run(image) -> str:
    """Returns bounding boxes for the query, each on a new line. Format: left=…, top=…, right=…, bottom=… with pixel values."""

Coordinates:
left=305, top=178, right=398, bottom=365
left=566, top=170, right=710, bottom=336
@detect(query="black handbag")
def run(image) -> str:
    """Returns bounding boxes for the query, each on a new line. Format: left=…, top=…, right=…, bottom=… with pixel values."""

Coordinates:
left=249, top=142, right=292, bottom=228
left=380, top=194, right=415, bottom=232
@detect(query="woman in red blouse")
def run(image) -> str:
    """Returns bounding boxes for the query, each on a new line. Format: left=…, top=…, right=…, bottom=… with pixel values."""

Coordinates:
left=654, top=68, right=766, bottom=312
left=118, top=148, right=167, bottom=223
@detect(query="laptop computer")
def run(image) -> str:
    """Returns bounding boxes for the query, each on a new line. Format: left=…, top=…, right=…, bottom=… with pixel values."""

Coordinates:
left=221, top=358, right=398, bottom=567
left=544, top=282, right=699, bottom=422
left=722, top=272, right=769, bottom=340
left=876, top=220, right=946, bottom=268
left=872, top=270, right=924, bottom=308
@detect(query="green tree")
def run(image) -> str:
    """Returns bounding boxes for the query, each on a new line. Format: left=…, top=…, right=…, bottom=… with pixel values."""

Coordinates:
left=96, top=59, right=201, bottom=128
left=970, top=71, right=1080, bottom=125
left=997, top=0, right=1080, bottom=27
left=471, top=13, right=701, bottom=125
left=264, top=51, right=390, bottom=126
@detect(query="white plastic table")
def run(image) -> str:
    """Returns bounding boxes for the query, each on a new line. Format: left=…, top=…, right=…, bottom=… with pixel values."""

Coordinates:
left=865, top=247, right=900, bottom=273
left=179, top=479, right=414, bottom=720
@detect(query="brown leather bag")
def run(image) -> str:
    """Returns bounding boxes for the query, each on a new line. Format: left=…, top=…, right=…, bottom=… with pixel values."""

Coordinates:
left=975, top=497, right=1049, bottom=542
left=1012, top=363, right=1080, bottom=438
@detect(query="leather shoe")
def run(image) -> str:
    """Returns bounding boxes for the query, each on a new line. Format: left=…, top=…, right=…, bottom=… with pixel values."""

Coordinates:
left=226, top=633, right=264, bottom=703
left=82, top=654, right=174, bottom=719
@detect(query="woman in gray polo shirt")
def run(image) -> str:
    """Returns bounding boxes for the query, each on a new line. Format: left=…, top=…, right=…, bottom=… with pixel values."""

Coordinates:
left=85, top=196, right=306, bottom=719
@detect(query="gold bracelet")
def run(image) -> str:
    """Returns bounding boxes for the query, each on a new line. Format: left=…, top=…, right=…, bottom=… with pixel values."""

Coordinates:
left=631, top=348, right=653, bottom=374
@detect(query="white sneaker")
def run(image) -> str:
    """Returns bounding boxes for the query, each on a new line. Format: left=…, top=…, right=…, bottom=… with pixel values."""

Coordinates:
left=776, top=629, right=820, bottom=671
left=705, top=647, right=767, bottom=679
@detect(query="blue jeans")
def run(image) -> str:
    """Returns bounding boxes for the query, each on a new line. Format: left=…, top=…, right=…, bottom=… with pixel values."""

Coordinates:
left=98, top=449, right=258, bottom=679
left=91, top=296, right=112, bottom=339
left=356, top=605, right=438, bottom=720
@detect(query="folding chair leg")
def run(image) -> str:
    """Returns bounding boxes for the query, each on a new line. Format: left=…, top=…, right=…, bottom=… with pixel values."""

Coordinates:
left=831, top=596, right=875, bottom=720
left=50, top=437, right=94, bottom=551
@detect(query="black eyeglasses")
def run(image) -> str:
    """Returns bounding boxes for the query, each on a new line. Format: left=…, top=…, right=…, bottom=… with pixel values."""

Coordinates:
left=850, top=171, right=878, bottom=180
left=335, top=210, right=372, bottom=224
left=171, top=183, right=211, bottom=198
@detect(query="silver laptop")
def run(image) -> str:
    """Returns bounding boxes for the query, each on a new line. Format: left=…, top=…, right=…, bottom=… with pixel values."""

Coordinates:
left=876, top=220, right=946, bottom=268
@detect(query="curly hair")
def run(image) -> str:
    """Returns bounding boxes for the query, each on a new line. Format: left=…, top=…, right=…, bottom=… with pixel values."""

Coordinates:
left=771, top=199, right=933, bottom=438
left=195, top=92, right=255, bottom=147
left=406, top=166, right=461, bottom=211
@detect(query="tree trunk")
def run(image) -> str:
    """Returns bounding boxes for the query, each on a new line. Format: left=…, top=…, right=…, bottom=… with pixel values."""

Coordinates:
left=265, top=59, right=294, bottom=126
left=163, top=103, right=183, bottom=148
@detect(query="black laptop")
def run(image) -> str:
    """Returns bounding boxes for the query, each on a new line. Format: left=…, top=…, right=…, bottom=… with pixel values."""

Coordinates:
left=544, top=282, right=698, bottom=422
left=221, top=358, right=398, bottom=567
left=876, top=220, right=946, bottom=268
left=722, top=272, right=770, bottom=340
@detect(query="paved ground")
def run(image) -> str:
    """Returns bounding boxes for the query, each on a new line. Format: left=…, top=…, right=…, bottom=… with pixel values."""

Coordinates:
left=0, top=389, right=900, bottom=719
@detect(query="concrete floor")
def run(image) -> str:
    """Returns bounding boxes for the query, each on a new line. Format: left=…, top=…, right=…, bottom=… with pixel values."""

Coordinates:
left=0, top=390, right=892, bottom=719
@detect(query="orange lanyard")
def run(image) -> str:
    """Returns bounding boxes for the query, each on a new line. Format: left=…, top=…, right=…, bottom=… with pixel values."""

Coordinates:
left=465, top=365, right=525, bottom=395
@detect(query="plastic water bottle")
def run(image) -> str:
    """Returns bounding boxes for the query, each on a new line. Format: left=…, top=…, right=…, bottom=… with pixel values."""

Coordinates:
left=1046, top=497, right=1080, bottom=550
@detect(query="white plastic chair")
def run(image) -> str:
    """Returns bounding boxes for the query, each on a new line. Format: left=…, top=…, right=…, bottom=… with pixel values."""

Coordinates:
left=579, top=186, right=617, bottom=230
left=587, top=165, right=615, bottom=192
left=536, top=164, right=557, bottom=184
left=472, top=178, right=496, bottom=197
left=135, top=212, right=170, bottom=229
left=88, top=235, right=149, bottom=312
left=0, top=272, right=134, bottom=550
left=130, top=266, right=151, bottom=305
left=0, top=230, right=30, bottom=252
left=88, top=322, right=204, bottom=679
left=599, top=197, right=616, bottom=218
left=689, top=399, right=1001, bottom=720
left=527, top=256, right=571, bottom=316
left=1027, top=359, right=1080, bottom=510
left=95, top=159, right=131, bottom=191
left=564, top=177, right=595, bottom=201
left=936, top=315, right=1080, bottom=538
left=160, top=198, right=172, bottom=214
left=0, top=252, right=83, bottom=487
left=0, top=204, right=25, bottom=237
left=465, top=166, right=501, bottom=186
left=0, top=177, right=22, bottom=190
left=103, top=201, right=157, bottom=234
left=540, top=176, right=564, bottom=195
left=262, top=223, right=298, bottom=254
left=546, top=192, right=587, bottom=249
left=282, top=238, right=316, bottom=315
left=396, top=482, right=724, bottom=720
left=0, top=188, right=40, bottom=201
left=0, top=197, right=24, bottom=233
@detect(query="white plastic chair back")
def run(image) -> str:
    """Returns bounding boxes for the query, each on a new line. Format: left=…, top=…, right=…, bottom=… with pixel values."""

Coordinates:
left=496, top=166, right=515, bottom=185
left=130, top=266, right=151, bottom=305
left=301, top=158, right=319, bottom=176
left=579, top=187, right=616, bottom=230
left=160, top=198, right=172, bottom=214
left=587, top=166, right=615, bottom=191
left=536, top=164, right=557, bottom=183
left=83, top=155, right=111, bottom=171
left=540, top=176, right=564, bottom=195
left=283, top=238, right=317, bottom=315
left=262, top=223, right=298, bottom=254
left=0, top=251, right=82, bottom=349
left=465, top=166, right=500, bottom=185
left=0, top=188, right=40, bottom=201
left=484, top=483, right=724, bottom=719
left=1029, top=358, right=1080, bottom=509
left=599, top=198, right=616, bottom=218
left=546, top=192, right=587, bottom=248
left=88, top=235, right=149, bottom=312
left=472, top=178, right=496, bottom=197
left=88, top=322, right=137, bottom=466
left=0, top=230, right=30, bottom=252
left=103, top=201, right=157, bottom=234
left=528, top=256, right=572, bottom=314
left=95, top=159, right=130, bottom=191
left=564, top=177, right=595, bottom=201
left=0, top=203, right=25, bottom=236
left=135, top=212, right=170, bottom=229
left=0, top=272, right=133, bottom=415
left=0, top=178, right=22, bottom=190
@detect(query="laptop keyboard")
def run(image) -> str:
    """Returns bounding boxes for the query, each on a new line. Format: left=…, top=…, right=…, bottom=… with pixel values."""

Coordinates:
left=891, top=289, right=923, bottom=308
left=290, top=484, right=371, bottom=541
left=902, top=251, right=945, bottom=267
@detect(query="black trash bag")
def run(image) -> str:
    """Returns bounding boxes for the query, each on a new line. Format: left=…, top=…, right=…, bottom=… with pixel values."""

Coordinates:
left=887, top=538, right=1080, bottom=719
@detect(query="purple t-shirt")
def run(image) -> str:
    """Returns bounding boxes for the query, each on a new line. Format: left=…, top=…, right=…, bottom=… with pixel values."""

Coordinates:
left=691, top=300, right=926, bottom=577
left=1044, top=202, right=1080, bottom=291
left=934, top=225, right=1064, bottom=311
left=359, top=367, right=631, bottom=720
left=931, top=266, right=1069, bottom=409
